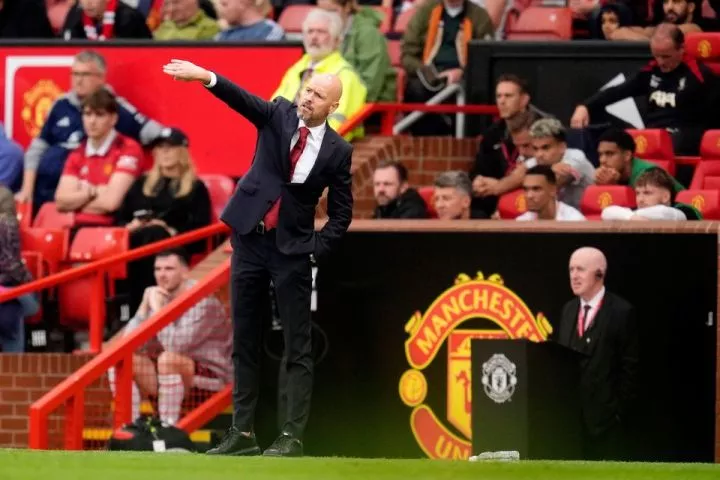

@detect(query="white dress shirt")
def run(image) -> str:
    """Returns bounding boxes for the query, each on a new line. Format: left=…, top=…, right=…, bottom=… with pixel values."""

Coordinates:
left=205, top=71, right=325, bottom=184
left=580, top=286, right=605, bottom=332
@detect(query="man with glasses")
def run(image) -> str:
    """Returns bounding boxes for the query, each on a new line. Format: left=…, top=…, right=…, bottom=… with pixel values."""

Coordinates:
left=15, top=50, right=164, bottom=214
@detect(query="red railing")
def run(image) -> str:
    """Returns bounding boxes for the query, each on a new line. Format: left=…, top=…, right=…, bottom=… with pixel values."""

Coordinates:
left=0, top=222, right=229, bottom=354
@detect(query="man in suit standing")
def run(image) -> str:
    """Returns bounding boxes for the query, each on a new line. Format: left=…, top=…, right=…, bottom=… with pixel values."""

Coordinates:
left=162, top=60, right=353, bottom=457
left=554, top=246, right=639, bottom=461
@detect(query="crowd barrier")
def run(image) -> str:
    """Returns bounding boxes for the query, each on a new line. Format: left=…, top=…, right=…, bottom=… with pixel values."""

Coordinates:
left=0, top=41, right=303, bottom=177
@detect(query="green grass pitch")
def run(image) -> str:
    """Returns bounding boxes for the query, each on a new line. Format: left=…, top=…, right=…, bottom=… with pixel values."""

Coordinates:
left=2, top=450, right=719, bottom=480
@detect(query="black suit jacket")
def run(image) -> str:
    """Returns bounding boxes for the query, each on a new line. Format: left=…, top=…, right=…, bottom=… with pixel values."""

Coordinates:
left=208, top=75, right=353, bottom=259
left=553, top=291, right=639, bottom=436
left=62, top=3, right=153, bottom=40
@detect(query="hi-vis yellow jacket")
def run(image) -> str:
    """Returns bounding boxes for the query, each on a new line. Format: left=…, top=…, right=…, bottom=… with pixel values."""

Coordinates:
left=271, top=51, right=367, bottom=141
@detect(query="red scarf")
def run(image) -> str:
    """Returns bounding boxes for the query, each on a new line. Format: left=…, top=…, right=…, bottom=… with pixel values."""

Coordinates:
left=82, top=0, right=118, bottom=40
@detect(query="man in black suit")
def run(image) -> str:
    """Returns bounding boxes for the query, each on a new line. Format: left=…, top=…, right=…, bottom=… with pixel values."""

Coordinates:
left=162, top=60, right=353, bottom=457
left=554, top=246, right=639, bottom=461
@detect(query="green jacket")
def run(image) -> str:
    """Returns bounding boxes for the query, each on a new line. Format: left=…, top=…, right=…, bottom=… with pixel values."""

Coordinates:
left=342, top=7, right=396, bottom=102
left=154, top=10, right=219, bottom=41
left=401, top=0, right=494, bottom=77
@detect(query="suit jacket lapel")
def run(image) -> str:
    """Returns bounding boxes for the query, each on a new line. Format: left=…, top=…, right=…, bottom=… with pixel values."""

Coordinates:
left=563, top=298, right=580, bottom=346
left=582, top=294, right=611, bottom=354
left=307, top=122, right=336, bottom=179
left=281, top=109, right=300, bottom=178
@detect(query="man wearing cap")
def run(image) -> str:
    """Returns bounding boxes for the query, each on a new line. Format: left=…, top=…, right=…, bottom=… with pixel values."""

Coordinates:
left=162, top=59, right=353, bottom=457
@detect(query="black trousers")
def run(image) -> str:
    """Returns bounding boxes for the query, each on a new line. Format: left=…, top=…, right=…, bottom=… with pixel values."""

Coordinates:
left=229, top=228, right=313, bottom=439
left=583, top=420, right=628, bottom=461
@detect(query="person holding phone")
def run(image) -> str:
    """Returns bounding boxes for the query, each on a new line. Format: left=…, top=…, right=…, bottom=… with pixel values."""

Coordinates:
left=115, top=127, right=212, bottom=315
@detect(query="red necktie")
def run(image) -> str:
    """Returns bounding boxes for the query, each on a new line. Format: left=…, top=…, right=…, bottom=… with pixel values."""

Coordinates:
left=577, top=304, right=591, bottom=337
left=263, top=126, right=310, bottom=230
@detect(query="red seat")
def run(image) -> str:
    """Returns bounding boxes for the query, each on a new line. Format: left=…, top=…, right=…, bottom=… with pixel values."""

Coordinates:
left=33, top=202, right=75, bottom=229
left=393, top=6, right=415, bottom=34
left=199, top=174, right=235, bottom=222
left=685, top=32, right=720, bottom=73
left=58, top=228, right=129, bottom=329
left=370, top=6, right=392, bottom=34
left=676, top=190, right=720, bottom=219
left=387, top=39, right=402, bottom=67
left=626, top=129, right=675, bottom=160
left=15, top=201, right=32, bottom=229
left=417, top=186, right=437, bottom=218
left=277, top=5, right=313, bottom=35
left=497, top=189, right=527, bottom=219
left=700, top=130, right=720, bottom=160
left=505, top=7, right=573, bottom=40
left=580, top=185, right=636, bottom=217
left=690, top=160, right=720, bottom=189
left=20, top=227, right=69, bottom=275
left=645, top=159, right=676, bottom=177
left=21, top=251, right=44, bottom=325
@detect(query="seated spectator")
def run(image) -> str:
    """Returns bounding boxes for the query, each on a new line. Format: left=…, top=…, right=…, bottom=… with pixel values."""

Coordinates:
left=0, top=0, right=55, bottom=38
left=121, top=248, right=232, bottom=424
left=215, top=0, right=285, bottom=41
left=272, top=9, right=367, bottom=140
left=608, top=0, right=711, bottom=40
left=62, top=0, right=153, bottom=39
left=155, top=0, right=220, bottom=40
left=595, top=128, right=684, bottom=191
left=470, top=75, right=549, bottom=217
left=516, top=165, right=586, bottom=221
left=372, top=160, right=428, bottom=219
left=571, top=24, right=720, bottom=155
left=116, top=127, right=212, bottom=314
left=15, top=50, right=164, bottom=215
left=593, top=2, right=633, bottom=39
left=54, top=90, right=143, bottom=226
left=433, top=170, right=486, bottom=219
left=317, top=0, right=395, bottom=102
left=401, top=0, right=494, bottom=135
left=0, top=122, right=23, bottom=192
left=0, top=186, right=35, bottom=353
left=602, top=166, right=700, bottom=220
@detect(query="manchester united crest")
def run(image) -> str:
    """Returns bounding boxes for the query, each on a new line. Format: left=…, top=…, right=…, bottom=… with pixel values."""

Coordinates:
left=481, top=354, right=517, bottom=404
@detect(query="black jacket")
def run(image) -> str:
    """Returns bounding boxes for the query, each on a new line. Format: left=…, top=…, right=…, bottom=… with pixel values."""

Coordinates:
left=373, top=188, right=428, bottom=219
left=0, top=0, right=54, bottom=39
left=209, top=75, right=353, bottom=260
left=62, top=3, right=152, bottom=40
left=552, top=291, right=639, bottom=436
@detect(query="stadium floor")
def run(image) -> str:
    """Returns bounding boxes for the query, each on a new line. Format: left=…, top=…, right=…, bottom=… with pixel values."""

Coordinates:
left=2, top=450, right=719, bottom=480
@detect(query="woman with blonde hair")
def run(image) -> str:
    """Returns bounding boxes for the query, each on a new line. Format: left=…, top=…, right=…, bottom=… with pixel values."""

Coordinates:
left=0, top=185, right=34, bottom=352
left=116, top=128, right=211, bottom=314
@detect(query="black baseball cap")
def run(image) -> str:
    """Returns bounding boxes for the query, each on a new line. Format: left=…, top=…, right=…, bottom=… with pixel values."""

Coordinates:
left=150, top=127, right=189, bottom=148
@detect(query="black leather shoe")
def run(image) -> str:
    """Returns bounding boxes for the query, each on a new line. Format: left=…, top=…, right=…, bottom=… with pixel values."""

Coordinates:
left=263, top=433, right=303, bottom=457
left=206, top=426, right=261, bottom=456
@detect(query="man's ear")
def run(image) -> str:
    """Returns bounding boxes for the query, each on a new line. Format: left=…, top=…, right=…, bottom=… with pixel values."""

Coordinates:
left=328, top=100, right=340, bottom=115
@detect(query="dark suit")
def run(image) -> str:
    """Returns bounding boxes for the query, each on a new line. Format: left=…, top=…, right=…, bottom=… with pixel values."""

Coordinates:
left=554, top=290, right=639, bottom=460
left=207, top=74, right=353, bottom=439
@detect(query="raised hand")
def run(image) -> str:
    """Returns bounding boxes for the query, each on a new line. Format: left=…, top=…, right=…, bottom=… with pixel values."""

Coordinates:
left=162, top=59, right=212, bottom=84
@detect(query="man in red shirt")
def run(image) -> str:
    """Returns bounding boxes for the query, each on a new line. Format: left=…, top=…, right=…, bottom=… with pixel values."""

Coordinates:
left=55, top=89, right=142, bottom=225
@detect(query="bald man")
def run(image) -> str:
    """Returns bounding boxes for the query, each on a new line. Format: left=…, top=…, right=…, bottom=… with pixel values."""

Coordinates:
left=571, top=23, right=720, bottom=155
left=163, top=60, right=353, bottom=457
left=552, top=247, right=638, bottom=461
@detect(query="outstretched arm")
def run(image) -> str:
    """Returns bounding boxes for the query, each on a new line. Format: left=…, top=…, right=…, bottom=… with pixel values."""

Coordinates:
left=162, top=59, right=275, bottom=128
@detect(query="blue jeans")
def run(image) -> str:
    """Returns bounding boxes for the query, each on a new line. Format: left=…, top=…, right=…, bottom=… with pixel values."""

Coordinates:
left=0, top=300, right=25, bottom=353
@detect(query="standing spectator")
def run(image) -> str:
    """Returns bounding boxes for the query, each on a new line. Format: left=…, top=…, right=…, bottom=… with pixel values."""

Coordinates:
left=470, top=75, right=549, bottom=217
left=272, top=9, right=367, bottom=140
left=433, top=170, right=486, bottom=219
left=594, top=128, right=684, bottom=191
left=0, top=122, right=23, bottom=192
left=215, top=0, right=285, bottom=41
left=54, top=90, right=143, bottom=226
left=155, top=0, right=220, bottom=39
left=15, top=50, right=164, bottom=214
left=571, top=24, right=720, bottom=155
left=401, top=0, right=493, bottom=135
left=0, top=186, right=33, bottom=353
left=122, top=249, right=232, bottom=425
left=62, top=0, right=153, bottom=40
left=0, top=0, right=55, bottom=38
left=372, top=161, right=428, bottom=219
left=516, top=165, right=586, bottom=221
left=317, top=0, right=396, bottom=102
left=116, top=127, right=212, bottom=314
